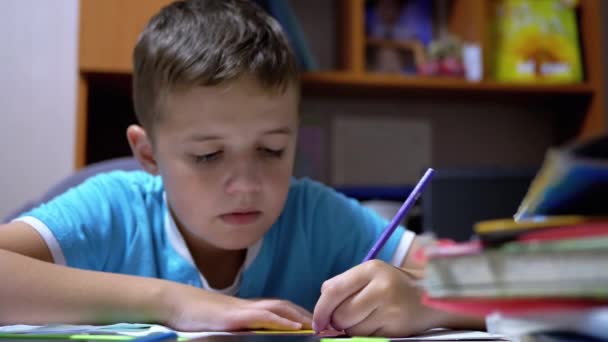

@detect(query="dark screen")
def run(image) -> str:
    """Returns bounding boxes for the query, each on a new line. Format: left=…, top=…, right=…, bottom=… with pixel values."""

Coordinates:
left=421, top=168, right=537, bottom=241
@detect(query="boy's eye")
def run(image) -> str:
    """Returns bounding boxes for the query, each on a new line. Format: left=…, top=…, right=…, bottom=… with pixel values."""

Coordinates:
left=260, top=147, right=284, bottom=158
left=192, top=151, right=222, bottom=164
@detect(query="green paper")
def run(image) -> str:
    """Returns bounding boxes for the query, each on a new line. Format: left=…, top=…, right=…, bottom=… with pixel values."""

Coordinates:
left=0, top=333, right=132, bottom=341
left=0, top=334, right=189, bottom=341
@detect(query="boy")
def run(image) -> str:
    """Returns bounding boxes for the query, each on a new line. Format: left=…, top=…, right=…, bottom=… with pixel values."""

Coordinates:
left=0, top=0, right=482, bottom=336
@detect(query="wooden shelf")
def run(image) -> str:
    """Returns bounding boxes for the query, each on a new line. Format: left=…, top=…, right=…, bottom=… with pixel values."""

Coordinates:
left=301, top=72, right=595, bottom=96
left=81, top=70, right=593, bottom=96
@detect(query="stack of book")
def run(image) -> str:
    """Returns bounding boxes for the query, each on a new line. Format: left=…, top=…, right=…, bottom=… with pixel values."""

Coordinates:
left=421, top=136, right=608, bottom=341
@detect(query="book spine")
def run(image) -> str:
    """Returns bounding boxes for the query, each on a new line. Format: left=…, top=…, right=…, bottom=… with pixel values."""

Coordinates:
left=267, top=0, right=319, bottom=71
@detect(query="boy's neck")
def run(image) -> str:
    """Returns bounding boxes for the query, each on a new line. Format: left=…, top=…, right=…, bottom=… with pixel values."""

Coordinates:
left=190, top=244, right=247, bottom=290
left=174, top=220, right=247, bottom=289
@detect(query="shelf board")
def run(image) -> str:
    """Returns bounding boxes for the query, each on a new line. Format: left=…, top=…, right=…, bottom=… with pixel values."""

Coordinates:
left=81, top=70, right=594, bottom=97
left=300, top=71, right=594, bottom=96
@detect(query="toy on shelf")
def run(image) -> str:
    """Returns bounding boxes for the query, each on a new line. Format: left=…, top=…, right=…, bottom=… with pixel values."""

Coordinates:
left=418, top=35, right=466, bottom=77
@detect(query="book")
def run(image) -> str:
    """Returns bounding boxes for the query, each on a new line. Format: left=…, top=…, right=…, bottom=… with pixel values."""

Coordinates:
left=425, top=280, right=608, bottom=299
left=424, top=236, right=608, bottom=298
left=486, top=309, right=608, bottom=341
left=518, top=331, right=608, bottom=342
left=422, top=295, right=606, bottom=317
left=492, top=0, right=583, bottom=83
left=364, top=0, right=434, bottom=75
left=257, top=0, right=319, bottom=71
left=474, top=217, right=608, bottom=246
left=424, top=297, right=608, bottom=341
left=515, top=135, right=608, bottom=220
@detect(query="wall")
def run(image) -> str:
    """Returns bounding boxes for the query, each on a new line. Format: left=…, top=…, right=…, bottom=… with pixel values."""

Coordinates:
left=0, top=0, right=79, bottom=220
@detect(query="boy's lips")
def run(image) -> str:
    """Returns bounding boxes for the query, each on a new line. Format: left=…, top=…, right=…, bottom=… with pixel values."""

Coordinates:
left=220, top=210, right=261, bottom=225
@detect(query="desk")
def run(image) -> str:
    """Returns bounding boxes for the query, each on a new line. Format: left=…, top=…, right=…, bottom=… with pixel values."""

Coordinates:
left=191, top=336, right=507, bottom=342
left=0, top=333, right=508, bottom=342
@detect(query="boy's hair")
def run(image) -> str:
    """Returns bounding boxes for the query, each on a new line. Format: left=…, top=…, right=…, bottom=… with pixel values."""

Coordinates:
left=132, top=0, right=299, bottom=134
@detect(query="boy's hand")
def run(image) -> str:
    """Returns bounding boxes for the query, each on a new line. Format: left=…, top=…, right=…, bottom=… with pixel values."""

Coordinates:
left=312, top=260, right=439, bottom=337
left=165, top=284, right=312, bottom=332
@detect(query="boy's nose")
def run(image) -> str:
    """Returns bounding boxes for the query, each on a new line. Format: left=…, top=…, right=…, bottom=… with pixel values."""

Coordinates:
left=225, top=163, right=262, bottom=195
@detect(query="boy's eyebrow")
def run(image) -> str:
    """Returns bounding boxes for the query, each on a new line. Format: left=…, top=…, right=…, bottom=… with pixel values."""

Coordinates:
left=263, top=127, right=293, bottom=135
left=187, top=127, right=293, bottom=141
left=188, top=134, right=222, bottom=142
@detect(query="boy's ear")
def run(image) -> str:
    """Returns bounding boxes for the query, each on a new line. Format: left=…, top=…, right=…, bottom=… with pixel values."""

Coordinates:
left=126, top=125, right=159, bottom=175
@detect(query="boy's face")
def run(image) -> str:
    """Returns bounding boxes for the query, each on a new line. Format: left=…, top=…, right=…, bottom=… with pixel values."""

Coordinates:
left=153, top=76, right=298, bottom=251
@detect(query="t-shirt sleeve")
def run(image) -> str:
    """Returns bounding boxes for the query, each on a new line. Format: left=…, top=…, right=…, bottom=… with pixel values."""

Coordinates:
left=14, top=173, right=132, bottom=271
left=304, top=180, right=415, bottom=276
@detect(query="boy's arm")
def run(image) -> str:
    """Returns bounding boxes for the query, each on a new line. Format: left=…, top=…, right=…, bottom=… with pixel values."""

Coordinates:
left=0, top=221, right=173, bottom=324
left=0, top=222, right=310, bottom=330
left=0, top=244, right=169, bottom=324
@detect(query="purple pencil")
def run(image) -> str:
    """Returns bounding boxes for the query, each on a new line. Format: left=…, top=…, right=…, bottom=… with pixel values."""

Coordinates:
left=362, top=168, right=435, bottom=262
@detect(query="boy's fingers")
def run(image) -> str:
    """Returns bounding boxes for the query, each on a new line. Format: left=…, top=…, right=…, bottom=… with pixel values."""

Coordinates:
left=232, top=309, right=302, bottom=331
left=342, top=309, right=381, bottom=337
left=256, top=300, right=312, bottom=328
left=288, top=303, right=313, bottom=327
left=330, top=283, right=377, bottom=331
left=264, top=301, right=312, bottom=328
left=312, top=269, right=369, bottom=332
left=290, top=304, right=313, bottom=320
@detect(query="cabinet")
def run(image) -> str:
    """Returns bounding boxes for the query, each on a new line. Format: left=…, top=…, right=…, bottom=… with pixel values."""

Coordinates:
left=76, top=0, right=605, bottom=175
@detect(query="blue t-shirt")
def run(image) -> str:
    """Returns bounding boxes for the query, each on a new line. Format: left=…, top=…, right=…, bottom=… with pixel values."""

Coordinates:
left=18, top=171, right=413, bottom=312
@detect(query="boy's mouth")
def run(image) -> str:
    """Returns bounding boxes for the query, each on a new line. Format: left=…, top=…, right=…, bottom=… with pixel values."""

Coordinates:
left=220, top=210, right=261, bottom=225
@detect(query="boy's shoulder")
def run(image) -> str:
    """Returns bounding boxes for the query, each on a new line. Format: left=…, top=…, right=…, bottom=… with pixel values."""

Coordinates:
left=288, top=177, right=336, bottom=199
left=87, top=169, right=160, bottom=186
left=78, top=170, right=164, bottom=201
left=286, top=177, right=354, bottom=209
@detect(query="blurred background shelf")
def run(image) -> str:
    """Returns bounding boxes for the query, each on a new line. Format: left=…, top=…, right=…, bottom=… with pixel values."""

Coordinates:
left=76, top=0, right=606, bottom=192
left=301, top=71, right=596, bottom=96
